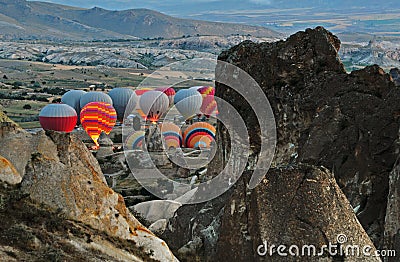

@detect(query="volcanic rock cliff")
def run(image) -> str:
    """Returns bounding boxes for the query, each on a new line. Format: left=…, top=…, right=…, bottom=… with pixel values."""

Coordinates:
left=163, top=27, right=400, bottom=261
left=0, top=118, right=177, bottom=261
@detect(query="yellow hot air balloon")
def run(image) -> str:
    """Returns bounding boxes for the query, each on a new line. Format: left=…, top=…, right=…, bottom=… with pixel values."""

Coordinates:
left=80, top=102, right=117, bottom=147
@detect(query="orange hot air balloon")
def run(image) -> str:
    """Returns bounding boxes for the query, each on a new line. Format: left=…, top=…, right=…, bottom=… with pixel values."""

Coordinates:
left=183, top=122, right=216, bottom=148
left=80, top=102, right=117, bottom=147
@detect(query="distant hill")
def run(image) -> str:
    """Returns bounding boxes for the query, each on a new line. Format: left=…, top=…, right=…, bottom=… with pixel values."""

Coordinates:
left=0, top=0, right=282, bottom=41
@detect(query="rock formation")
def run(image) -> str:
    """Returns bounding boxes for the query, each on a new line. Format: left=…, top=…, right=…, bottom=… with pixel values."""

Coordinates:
left=216, top=165, right=379, bottom=261
left=163, top=26, right=400, bottom=261
left=216, top=26, right=400, bottom=249
left=0, top=115, right=178, bottom=261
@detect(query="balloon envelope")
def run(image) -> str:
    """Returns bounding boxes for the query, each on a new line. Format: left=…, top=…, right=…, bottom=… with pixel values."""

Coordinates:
left=61, top=90, right=86, bottom=117
left=155, top=87, right=175, bottom=107
left=197, top=86, right=215, bottom=97
left=135, top=87, right=152, bottom=96
left=80, top=102, right=117, bottom=147
left=160, top=122, right=182, bottom=149
left=174, top=89, right=202, bottom=120
left=125, top=131, right=145, bottom=150
left=139, top=90, right=169, bottom=123
left=108, top=88, right=137, bottom=121
left=39, top=104, right=77, bottom=132
left=183, top=122, right=216, bottom=148
left=79, top=91, right=113, bottom=109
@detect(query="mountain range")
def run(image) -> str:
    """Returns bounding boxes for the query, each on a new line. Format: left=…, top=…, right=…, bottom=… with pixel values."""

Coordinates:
left=0, top=0, right=281, bottom=41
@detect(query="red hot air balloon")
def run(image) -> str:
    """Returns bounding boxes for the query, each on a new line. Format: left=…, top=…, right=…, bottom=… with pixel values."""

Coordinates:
left=197, top=86, right=217, bottom=118
left=39, top=104, right=77, bottom=132
left=197, top=86, right=215, bottom=97
left=155, top=87, right=176, bottom=107
left=80, top=102, right=117, bottom=147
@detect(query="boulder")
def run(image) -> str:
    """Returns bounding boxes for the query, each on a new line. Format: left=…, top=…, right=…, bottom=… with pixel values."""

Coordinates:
left=133, top=200, right=182, bottom=224
left=215, top=165, right=379, bottom=261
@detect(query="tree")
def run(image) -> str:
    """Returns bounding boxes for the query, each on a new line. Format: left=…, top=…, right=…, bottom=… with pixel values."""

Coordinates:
left=23, top=104, right=32, bottom=110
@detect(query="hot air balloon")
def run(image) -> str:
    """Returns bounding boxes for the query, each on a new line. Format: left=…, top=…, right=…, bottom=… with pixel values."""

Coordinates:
left=80, top=102, right=117, bottom=147
left=200, top=97, right=217, bottom=117
left=139, top=90, right=169, bottom=123
left=39, top=104, right=77, bottom=132
left=135, top=87, right=152, bottom=96
left=155, top=87, right=175, bottom=107
left=197, top=86, right=215, bottom=97
left=174, top=89, right=202, bottom=120
left=79, top=91, right=113, bottom=109
left=108, top=88, right=137, bottom=122
left=125, top=131, right=145, bottom=150
left=61, top=90, right=86, bottom=118
left=183, top=122, right=216, bottom=148
left=160, top=122, right=182, bottom=149
left=197, top=86, right=217, bottom=117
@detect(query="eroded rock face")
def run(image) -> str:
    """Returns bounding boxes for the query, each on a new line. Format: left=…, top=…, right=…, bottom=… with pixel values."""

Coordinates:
left=216, top=26, right=400, bottom=248
left=216, top=165, right=379, bottom=261
left=0, top=122, right=177, bottom=261
left=21, top=131, right=177, bottom=261
left=0, top=155, right=21, bottom=185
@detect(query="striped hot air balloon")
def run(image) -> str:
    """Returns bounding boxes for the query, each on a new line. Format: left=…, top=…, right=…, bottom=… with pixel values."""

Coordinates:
left=160, top=122, right=182, bottom=149
left=108, top=88, right=137, bottom=122
left=174, top=89, right=202, bottom=120
left=200, top=96, right=217, bottom=117
left=197, top=86, right=217, bottom=117
left=79, top=91, right=113, bottom=109
left=155, top=87, right=175, bottom=107
left=183, top=122, right=216, bottom=148
left=39, top=104, right=77, bottom=132
left=80, top=102, right=117, bottom=147
left=139, top=90, right=169, bottom=123
left=125, top=130, right=145, bottom=150
left=61, top=90, right=86, bottom=118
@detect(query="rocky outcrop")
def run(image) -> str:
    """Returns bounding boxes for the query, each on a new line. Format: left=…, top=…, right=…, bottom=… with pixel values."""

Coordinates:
left=216, top=165, right=379, bottom=261
left=0, top=182, right=158, bottom=262
left=216, top=26, right=400, bottom=249
left=0, top=115, right=178, bottom=261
